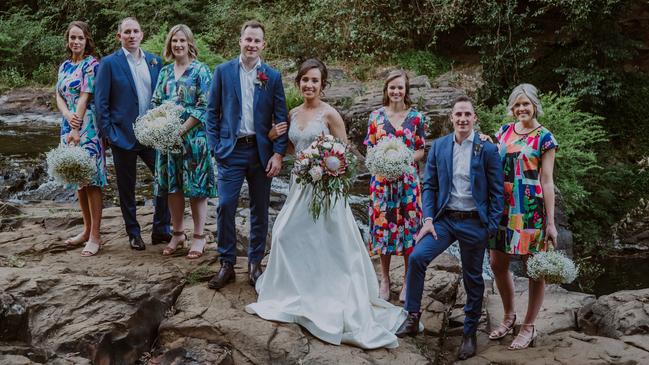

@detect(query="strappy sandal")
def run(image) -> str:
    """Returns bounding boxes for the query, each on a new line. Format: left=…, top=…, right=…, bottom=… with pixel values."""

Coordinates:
left=489, top=313, right=517, bottom=340
left=379, top=278, right=390, bottom=301
left=508, top=324, right=536, bottom=350
left=186, top=233, right=206, bottom=259
left=399, top=284, right=407, bottom=303
left=163, top=231, right=186, bottom=256
left=65, top=233, right=88, bottom=246
left=81, top=239, right=101, bottom=257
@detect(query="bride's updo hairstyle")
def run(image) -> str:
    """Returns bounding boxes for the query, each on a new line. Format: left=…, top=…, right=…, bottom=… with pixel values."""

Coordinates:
left=382, top=69, right=412, bottom=107
left=295, top=58, right=329, bottom=95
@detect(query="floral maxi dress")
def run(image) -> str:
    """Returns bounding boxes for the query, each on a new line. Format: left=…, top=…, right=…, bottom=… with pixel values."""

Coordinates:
left=56, top=55, right=107, bottom=188
left=364, top=107, right=426, bottom=256
left=151, top=60, right=217, bottom=198
left=489, top=123, right=558, bottom=255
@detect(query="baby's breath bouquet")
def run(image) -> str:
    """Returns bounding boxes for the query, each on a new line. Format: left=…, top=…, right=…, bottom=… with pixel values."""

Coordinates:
left=46, top=145, right=97, bottom=185
left=293, top=134, right=357, bottom=220
left=366, top=136, right=414, bottom=181
left=527, top=249, right=579, bottom=284
left=133, top=102, right=184, bottom=153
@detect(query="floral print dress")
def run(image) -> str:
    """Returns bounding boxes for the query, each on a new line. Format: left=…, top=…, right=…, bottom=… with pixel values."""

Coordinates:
left=364, top=107, right=426, bottom=256
left=56, top=55, right=107, bottom=188
left=151, top=60, right=217, bottom=198
left=489, top=123, right=558, bottom=255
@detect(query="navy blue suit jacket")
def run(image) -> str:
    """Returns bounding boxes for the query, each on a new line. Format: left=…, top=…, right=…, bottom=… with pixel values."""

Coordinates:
left=205, top=57, right=288, bottom=165
left=422, top=132, right=504, bottom=235
left=95, top=49, right=162, bottom=150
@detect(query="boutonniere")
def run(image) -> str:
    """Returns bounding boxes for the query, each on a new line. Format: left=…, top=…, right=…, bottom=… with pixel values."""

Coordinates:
left=473, top=142, right=484, bottom=157
left=149, top=58, right=158, bottom=67
left=255, top=69, right=269, bottom=90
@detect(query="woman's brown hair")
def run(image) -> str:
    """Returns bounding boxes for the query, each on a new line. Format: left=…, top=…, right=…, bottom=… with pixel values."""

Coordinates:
left=295, top=58, right=329, bottom=94
left=64, top=21, right=96, bottom=59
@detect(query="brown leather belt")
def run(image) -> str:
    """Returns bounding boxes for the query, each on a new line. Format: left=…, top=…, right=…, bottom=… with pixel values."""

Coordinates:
left=236, top=135, right=256, bottom=145
left=445, top=210, right=480, bottom=220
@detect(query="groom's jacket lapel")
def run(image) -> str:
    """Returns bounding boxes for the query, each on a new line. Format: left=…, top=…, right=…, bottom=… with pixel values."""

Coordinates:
left=231, top=59, right=242, bottom=105
left=115, top=51, right=137, bottom=97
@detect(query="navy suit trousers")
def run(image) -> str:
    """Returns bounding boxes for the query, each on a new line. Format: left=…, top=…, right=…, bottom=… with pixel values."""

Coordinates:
left=216, top=141, right=271, bottom=265
left=111, top=144, right=170, bottom=238
left=405, top=215, right=488, bottom=335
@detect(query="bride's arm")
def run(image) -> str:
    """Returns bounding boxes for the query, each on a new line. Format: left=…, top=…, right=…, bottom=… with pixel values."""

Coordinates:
left=326, top=107, right=348, bottom=143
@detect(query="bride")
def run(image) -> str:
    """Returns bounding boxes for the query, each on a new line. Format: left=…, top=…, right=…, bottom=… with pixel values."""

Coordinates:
left=245, top=59, right=408, bottom=349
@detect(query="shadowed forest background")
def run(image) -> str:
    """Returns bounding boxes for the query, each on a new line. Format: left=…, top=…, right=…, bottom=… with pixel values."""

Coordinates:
left=1, top=0, right=648, bottom=292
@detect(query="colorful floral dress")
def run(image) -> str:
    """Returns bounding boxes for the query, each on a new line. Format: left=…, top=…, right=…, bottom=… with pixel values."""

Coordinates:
left=56, top=55, right=107, bottom=188
left=364, top=107, right=426, bottom=256
left=151, top=60, right=217, bottom=198
left=489, top=123, right=558, bottom=255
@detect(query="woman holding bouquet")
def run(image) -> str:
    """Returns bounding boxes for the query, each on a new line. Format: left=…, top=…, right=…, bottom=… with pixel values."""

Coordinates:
left=56, top=21, right=106, bottom=256
left=365, top=70, right=426, bottom=302
left=150, top=24, right=216, bottom=258
left=246, top=59, right=408, bottom=349
left=487, top=84, right=558, bottom=350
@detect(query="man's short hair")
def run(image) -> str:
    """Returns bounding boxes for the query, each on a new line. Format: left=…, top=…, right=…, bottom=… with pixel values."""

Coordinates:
left=240, top=20, right=265, bottom=37
left=452, top=95, right=474, bottom=109
left=118, top=16, right=140, bottom=32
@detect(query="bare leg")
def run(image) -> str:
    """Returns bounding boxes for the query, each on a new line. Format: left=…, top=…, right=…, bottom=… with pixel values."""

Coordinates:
left=399, top=253, right=409, bottom=302
left=489, top=250, right=517, bottom=339
left=67, top=188, right=91, bottom=245
left=379, top=254, right=391, bottom=300
left=164, top=192, right=186, bottom=254
left=187, top=197, right=208, bottom=258
left=509, top=256, right=544, bottom=349
left=86, top=186, right=103, bottom=242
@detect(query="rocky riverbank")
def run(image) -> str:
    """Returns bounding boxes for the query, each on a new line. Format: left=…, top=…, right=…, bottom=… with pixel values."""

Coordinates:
left=1, top=202, right=648, bottom=364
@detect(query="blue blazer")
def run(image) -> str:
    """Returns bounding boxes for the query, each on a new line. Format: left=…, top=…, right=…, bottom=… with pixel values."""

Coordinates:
left=95, top=49, right=162, bottom=150
left=422, top=132, right=504, bottom=235
left=205, top=57, right=288, bottom=165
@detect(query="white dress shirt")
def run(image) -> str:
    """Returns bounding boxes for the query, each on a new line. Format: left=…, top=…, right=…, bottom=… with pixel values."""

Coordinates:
left=238, top=56, right=261, bottom=137
left=447, top=130, right=478, bottom=211
left=122, top=47, right=152, bottom=117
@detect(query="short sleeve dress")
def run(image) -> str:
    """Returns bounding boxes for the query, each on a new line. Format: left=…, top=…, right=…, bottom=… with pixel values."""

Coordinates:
left=489, top=123, right=558, bottom=255
left=151, top=60, right=217, bottom=198
left=364, top=107, right=426, bottom=256
left=56, top=55, right=107, bottom=188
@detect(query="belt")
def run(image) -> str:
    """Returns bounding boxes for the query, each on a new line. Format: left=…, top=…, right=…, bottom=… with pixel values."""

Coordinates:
left=236, top=135, right=256, bottom=145
left=445, top=210, right=480, bottom=220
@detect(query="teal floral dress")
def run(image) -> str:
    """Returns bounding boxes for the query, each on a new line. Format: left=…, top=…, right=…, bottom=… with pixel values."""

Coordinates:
left=151, top=60, right=217, bottom=198
left=56, top=55, right=107, bottom=189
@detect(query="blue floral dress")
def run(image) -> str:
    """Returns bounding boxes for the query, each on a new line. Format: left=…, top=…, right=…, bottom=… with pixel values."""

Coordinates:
left=56, top=55, right=107, bottom=188
left=151, top=60, right=217, bottom=198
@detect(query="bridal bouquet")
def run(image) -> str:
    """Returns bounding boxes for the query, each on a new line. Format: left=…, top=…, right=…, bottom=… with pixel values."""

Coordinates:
left=133, top=102, right=184, bottom=153
left=292, top=134, right=357, bottom=220
left=527, top=249, right=579, bottom=284
left=46, top=144, right=97, bottom=185
left=365, top=136, right=414, bottom=181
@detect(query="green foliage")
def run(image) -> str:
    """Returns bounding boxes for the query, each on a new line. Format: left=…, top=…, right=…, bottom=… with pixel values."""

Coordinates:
left=284, top=85, right=304, bottom=112
left=392, top=50, right=451, bottom=79
left=0, top=68, right=28, bottom=89
left=186, top=265, right=211, bottom=285
left=141, top=26, right=226, bottom=69
left=477, top=93, right=608, bottom=216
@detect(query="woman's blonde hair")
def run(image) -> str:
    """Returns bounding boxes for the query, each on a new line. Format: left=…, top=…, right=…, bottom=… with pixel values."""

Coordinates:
left=382, top=69, right=412, bottom=107
left=507, top=83, right=543, bottom=118
left=164, top=24, right=198, bottom=62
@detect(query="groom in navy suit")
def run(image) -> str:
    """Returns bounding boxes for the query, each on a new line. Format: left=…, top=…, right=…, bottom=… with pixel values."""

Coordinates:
left=396, top=96, right=503, bottom=360
left=95, top=17, right=171, bottom=250
left=205, top=20, right=288, bottom=290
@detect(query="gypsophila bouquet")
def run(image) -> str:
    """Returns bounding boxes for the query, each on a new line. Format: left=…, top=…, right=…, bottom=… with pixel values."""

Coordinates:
left=46, top=145, right=96, bottom=185
left=292, top=134, right=357, bottom=220
left=365, top=136, right=414, bottom=181
left=133, top=102, right=184, bottom=153
left=527, top=250, right=579, bottom=284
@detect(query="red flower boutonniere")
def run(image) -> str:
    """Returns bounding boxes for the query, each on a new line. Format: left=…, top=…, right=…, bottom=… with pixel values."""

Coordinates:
left=255, top=69, right=269, bottom=90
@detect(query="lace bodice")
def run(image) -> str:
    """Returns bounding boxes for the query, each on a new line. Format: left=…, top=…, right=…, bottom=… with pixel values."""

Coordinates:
left=288, top=107, right=330, bottom=153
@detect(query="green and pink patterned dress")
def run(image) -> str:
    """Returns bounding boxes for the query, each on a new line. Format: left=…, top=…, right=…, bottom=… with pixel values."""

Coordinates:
left=56, top=55, right=107, bottom=189
left=151, top=60, right=217, bottom=198
left=489, top=123, right=558, bottom=255
left=364, top=107, right=426, bottom=256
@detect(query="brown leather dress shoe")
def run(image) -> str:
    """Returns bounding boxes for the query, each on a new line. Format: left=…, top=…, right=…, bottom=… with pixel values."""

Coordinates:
left=208, top=262, right=235, bottom=290
left=458, top=332, right=477, bottom=360
left=248, top=261, right=263, bottom=286
left=129, top=235, right=146, bottom=251
left=395, top=312, right=420, bottom=338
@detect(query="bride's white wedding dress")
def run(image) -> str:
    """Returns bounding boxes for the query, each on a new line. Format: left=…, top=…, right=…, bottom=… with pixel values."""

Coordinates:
left=245, top=109, right=407, bottom=349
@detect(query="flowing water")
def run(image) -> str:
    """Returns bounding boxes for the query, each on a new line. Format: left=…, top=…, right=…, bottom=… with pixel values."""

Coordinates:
left=1, top=115, right=647, bottom=296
